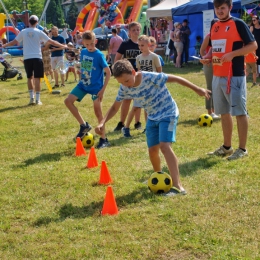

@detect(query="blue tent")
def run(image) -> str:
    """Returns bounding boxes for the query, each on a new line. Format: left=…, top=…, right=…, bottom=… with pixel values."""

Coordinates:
left=171, top=0, right=242, bottom=59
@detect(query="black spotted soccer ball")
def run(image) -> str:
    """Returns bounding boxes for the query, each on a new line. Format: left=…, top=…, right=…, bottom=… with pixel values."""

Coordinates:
left=198, top=113, right=213, bottom=127
left=81, top=133, right=94, bottom=148
left=148, top=172, right=173, bottom=194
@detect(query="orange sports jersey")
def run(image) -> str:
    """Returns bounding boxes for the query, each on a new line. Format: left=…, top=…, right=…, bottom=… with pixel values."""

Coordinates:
left=245, top=52, right=257, bottom=63
left=210, top=17, right=255, bottom=77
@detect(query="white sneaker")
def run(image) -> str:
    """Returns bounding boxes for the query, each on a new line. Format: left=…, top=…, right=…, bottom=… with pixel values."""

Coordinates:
left=36, top=100, right=42, bottom=105
left=28, top=98, right=36, bottom=105
left=227, top=148, right=248, bottom=160
left=210, top=113, right=219, bottom=119
left=208, top=146, right=233, bottom=156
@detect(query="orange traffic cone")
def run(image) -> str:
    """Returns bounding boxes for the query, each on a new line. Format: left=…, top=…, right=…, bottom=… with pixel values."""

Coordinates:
left=99, top=161, right=113, bottom=185
left=75, top=137, right=87, bottom=156
left=86, top=147, right=98, bottom=168
left=101, top=186, right=118, bottom=215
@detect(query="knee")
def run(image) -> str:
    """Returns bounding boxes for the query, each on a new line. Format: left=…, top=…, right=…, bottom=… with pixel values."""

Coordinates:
left=159, top=143, right=171, bottom=154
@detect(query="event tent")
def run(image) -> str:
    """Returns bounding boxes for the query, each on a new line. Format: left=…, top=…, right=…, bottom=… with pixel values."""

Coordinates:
left=171, top=0, right=242, bottom=58
left=146, top=0, right=190, bottom=19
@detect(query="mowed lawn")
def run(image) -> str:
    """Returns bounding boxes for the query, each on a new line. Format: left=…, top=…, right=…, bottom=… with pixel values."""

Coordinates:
left=0, top=57, right=259, bottom=259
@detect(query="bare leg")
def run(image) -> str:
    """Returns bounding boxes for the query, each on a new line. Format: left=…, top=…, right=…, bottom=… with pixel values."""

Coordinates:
left=120, top=99, right=132, bottom=123
left=64, top=94, right=85, bottom=125
left=236, top=115, right=248, bottom=150
left=221, top=113, right=233, bottom=147
left=148, top=144, right=161, bottom=172
left=93, top=99, right=106, bottom=139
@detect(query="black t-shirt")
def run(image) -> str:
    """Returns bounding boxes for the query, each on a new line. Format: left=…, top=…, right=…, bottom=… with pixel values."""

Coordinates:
left=117, top=39, right=141, bottom=71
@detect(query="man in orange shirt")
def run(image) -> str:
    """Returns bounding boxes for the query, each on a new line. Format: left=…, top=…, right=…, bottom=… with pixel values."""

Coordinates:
left=206, top=0, right=257, bottom=160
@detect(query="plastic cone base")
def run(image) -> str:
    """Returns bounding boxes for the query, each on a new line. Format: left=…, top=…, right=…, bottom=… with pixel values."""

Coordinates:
left=101, top=186, right=118, bottom=215
left=99, top=161, right=112, bottom=185
left=75, top=137, right=87, bottom=156
left=86, top=147, right=98, bottom=168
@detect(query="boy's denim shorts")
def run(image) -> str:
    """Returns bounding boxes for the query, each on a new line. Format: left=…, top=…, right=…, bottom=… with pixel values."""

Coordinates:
left=146, top=116, right=178, bottom=148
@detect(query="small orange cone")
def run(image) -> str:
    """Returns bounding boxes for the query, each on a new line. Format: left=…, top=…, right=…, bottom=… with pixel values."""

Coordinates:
left=86, top=147, right=98, bottom=168
left=101, top=186, right=118, bottom=215
left=99, top=161, right=113, bottom=185
left=75, top=137, right=87, bottom=156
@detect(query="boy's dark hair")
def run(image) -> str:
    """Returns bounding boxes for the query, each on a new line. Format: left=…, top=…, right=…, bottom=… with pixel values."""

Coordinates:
left=213, top=0, right=232, bottom=8
left=128, top=21, right=142, bottom=31
left=112, top=59, right=133, bottom=78
left=112, top=28, right=117, bottom=34
left=82, top=31, right=96, bottom=41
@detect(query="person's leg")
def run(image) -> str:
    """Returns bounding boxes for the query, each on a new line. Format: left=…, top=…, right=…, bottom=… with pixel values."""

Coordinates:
left=185, top=41, right=190, bottom=63
left=120, top=99, right=132, bottom=123
left=134, top=107, right=141, bottom=126
left=125, top=107, right=136, bottom=128
left=51, top=57, right=59, bottom=86
left=148, top=144, right=161, bottom=172
left=34, top=78, right=41, bottom=103
left=64, top=93, right=85, bottom=124
left=160, top=142, right=184, bottom=191
left=204, top=64, right=214, bottom=114
left=236, top=115, right=248, bottom=150
left=221, top=113, right=233, bottom=147
left=93, top=98, right=106, bottom=139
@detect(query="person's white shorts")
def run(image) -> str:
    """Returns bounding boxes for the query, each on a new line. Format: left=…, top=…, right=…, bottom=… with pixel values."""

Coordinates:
left=51, top=56, right=64, bottom=71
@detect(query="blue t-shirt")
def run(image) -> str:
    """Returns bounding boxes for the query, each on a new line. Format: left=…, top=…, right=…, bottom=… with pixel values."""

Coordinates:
left=117, top=29, right=129, bottom=41
left=158, top=55, right=165, bottom=66
left=51, top=35, right=65, bottom=57
left=77, top=48, right=108, bottom=94
left=116, top=72, right=179, bottom=120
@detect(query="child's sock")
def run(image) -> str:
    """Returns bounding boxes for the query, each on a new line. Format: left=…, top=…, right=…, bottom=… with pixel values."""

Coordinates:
left=36, top=92, right=40, bottom=101
left=29, top=90, right=34, bottom=99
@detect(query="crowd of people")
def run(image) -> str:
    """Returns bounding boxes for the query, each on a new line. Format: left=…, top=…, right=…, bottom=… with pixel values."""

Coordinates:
left=1, top=0, right=255, bottom=196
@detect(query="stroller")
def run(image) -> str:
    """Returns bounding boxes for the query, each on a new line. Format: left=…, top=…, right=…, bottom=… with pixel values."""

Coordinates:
left=0, top=53, right=23, bottom=81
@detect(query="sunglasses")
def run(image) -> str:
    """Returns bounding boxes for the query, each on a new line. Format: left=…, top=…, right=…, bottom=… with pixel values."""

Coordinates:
left=253, top=20, right=257, bottom=21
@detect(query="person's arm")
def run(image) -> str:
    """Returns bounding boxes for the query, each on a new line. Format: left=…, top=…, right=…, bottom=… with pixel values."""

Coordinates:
left=170, top=31, right=175, bottom=42
left=47, top=38, right=67, bottom=50
left=114, top=52, right=123, bottom=63
left=95, top=100, right=122, bottom=135
left=250, top=25, right=254, bottom=33
left=221, top=41, right=257, bottom=62
left=2, top=39, right=19, bottom=48
left=167, top=74, right=211, bottom=99
left=200, top=34, right=210, bottom=57
left=97, top=66, right=111, bottom=101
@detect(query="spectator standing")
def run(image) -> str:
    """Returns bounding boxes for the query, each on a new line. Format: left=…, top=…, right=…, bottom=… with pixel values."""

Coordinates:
left=116, top=24, right=129, bottom=41
left=2, top=16, right=67, bottom=105
left=249, top=15, right=260, bottom=76
left=245, top=51, right=258, bottom=88
left=180, top=19, right=191, bottom=65
left=108, top=28, right=123, bottom=65
left=173, top=22, right=183, bottom=68
left=50, top=26, right=66, bottom=88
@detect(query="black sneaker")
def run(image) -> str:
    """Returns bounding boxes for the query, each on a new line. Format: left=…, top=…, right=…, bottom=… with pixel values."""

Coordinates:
left=134, top=121, right=142, bottom=130
left=96, top=138, right=110, bottom=149
left=114, top=121, right=124, bottom=131
left=121, top=127, right=132, bottom=137
left=76, top=122, right=92, bottom=140
left=142, top=128, right=146, bottom=134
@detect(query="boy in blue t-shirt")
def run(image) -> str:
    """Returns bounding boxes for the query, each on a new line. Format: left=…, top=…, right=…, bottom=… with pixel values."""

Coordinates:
left=64, top=31, right=111, bottom=149
left=95, top=60, right=211, bottom=196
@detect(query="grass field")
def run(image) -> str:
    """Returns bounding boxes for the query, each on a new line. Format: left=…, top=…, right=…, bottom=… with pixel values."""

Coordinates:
left=0, top=57, right=259, bottom=259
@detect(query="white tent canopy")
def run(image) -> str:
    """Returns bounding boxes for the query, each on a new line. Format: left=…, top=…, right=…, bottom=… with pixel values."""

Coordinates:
left=146, top=0, right=190, bottom=19
left=241, top=0, right=255, bottom=4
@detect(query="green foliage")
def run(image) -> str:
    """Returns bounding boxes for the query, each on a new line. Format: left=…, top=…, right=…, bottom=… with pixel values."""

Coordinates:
left=0, top=58, right=259, bottom=259
left=66, top=0, right=78, bottom=30
left=45, top=0, right=65, bottom=28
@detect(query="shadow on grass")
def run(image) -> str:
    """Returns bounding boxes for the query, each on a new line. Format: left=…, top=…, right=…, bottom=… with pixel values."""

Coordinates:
left=15, top=149, right=73, bottom=168
left=178, top=119, right=198, bottom=126
left=0, top=104, right=29, bottom=113
left=33, top=186, right=150, bottom=226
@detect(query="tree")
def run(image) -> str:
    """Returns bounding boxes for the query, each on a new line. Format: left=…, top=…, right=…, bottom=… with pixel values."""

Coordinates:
left=45, top=0, right=65, bottom=28
left=66, top=0, right=78, bottom=30
left=150, top=0, right=160, bottom=7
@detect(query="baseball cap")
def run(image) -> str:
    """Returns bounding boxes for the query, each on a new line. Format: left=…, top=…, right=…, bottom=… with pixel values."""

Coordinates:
left=29, top=15, right=39, bottom=22
left=183, top=19, right=188, bottom=23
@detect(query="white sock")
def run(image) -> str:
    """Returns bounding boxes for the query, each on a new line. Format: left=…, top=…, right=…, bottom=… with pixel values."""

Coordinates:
left=36, top=92, right=40, bottom=101
left=29, top=90, right=34, bottom=99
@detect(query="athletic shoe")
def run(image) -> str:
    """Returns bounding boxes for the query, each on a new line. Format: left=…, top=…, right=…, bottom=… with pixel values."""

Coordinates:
left=134, top=121, right=142, bottom=130
left=251, top=82, right=257, bottom=88
left=121, top=127, right=132, bottom=138
left=227, top=148, right=248, bottom=161
left=96, top=138, right=110, bottom=149
left=114, top=121, right=124, bottom=131
left=210, top=113, right=219, bottom=119
left=61, top=84, right=65, bottom=87
left=36, top=100, right=42, bottom=105
left=142, top=128, right=146, bottom=134
left=52, top=84, right=59, bottom=89
left=163, top=187, right=187, bottom=197
left=28, top=98, right=36, bottom=105
left=76, top=122, right=92, bottom=140
left=207, top=146, right=233, bottom=157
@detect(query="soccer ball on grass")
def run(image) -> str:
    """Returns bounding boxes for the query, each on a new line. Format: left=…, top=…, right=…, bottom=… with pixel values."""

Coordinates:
left=198, top=113, right=213, bottom=127
left=81, top=133, right=94, bottom=148
left=148, top=172, right=173, bottom=194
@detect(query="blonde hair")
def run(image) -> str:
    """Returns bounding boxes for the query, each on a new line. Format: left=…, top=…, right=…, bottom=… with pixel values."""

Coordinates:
left=138, top=35, right=150, bottom=44
left=82, top=31, right=96, bottom=41
left=128, top=22, right=142, bottom=31
left=149, top=36, right=157, bottom=44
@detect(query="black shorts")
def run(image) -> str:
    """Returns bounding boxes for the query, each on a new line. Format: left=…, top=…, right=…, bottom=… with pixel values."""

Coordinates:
left=24, top=58, right=44, bottom=78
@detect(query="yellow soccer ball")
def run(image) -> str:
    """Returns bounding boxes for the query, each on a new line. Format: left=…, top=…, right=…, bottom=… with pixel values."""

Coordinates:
left=198, top=113, right=213, bottom=127
left=81, top=133, right=94, bottom=148
left=148, top=172, right=173, bottom=194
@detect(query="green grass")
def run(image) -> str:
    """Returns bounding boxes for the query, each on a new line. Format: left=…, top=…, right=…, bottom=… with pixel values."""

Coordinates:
left=0, top=57, right=259, bottom=259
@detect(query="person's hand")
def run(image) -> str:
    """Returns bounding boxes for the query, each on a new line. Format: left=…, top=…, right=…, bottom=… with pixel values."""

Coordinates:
left=220, top=52, right=234, bottom=63
left=196, top=88, right=211, bottom=100
left=200, top=59, right=211, bottom=65
left=95, top=123, right=104, bottom=135
left=96, top=89, right=105, bottom=102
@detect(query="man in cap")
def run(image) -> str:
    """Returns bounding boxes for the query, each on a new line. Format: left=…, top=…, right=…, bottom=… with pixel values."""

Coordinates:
left=2, top=15, right=68, bottom=105
left=180, top=19, right=191, bottom=65
left=116, top=24, right=128, bottom=41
